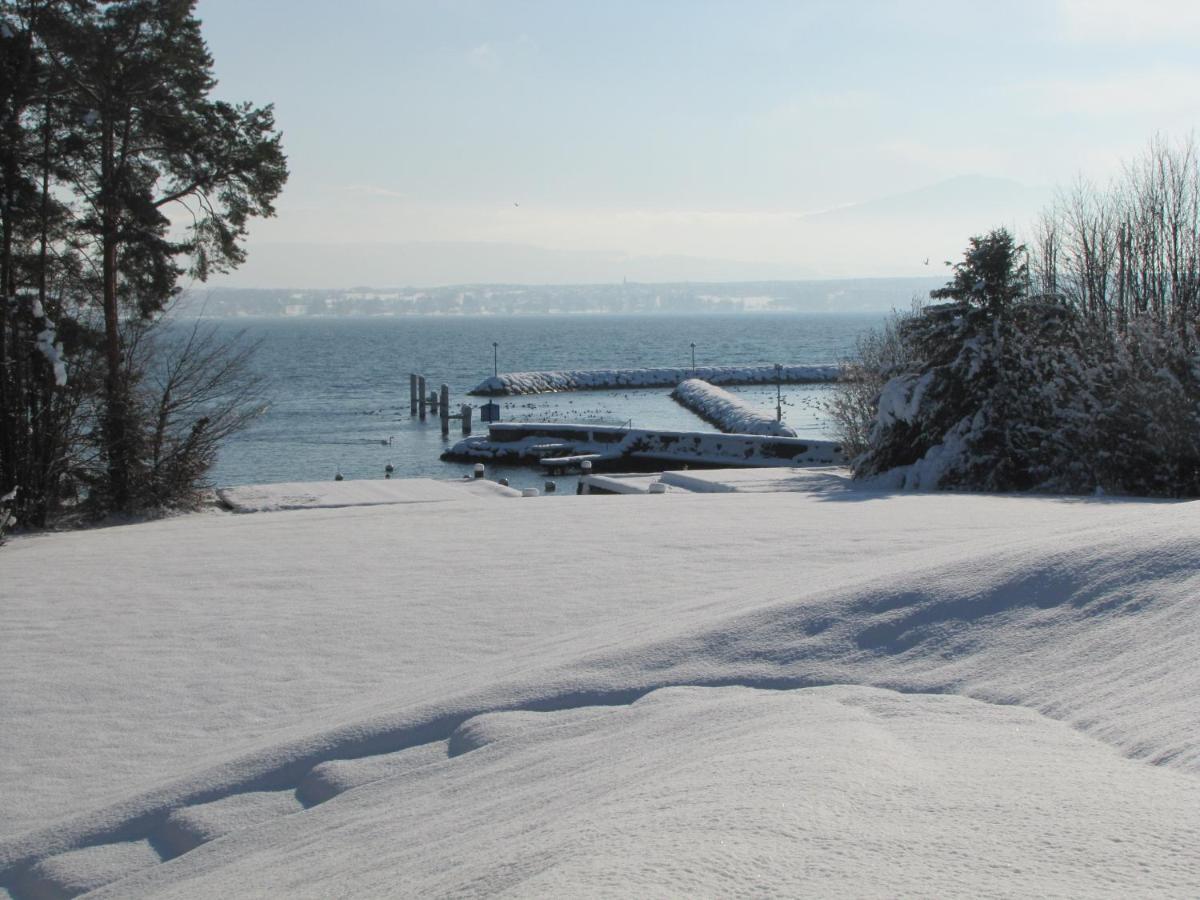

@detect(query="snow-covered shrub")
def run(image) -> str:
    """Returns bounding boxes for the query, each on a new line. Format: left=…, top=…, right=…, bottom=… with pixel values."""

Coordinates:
left=1074, top=321, right=1200, bottom=497
left=850, top=227, right=1200, bottom=497
left=825, top=306, right=918, bottom=460
left=83, top=319, right=268, bottom=513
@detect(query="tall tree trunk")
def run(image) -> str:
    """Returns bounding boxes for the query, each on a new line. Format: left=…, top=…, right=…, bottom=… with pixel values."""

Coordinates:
left=100, top=115, right=129, bottom=510
left=0, top=201, right=14, bottom=495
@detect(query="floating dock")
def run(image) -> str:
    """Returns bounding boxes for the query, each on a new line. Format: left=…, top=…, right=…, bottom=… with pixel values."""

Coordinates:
left=442, top=422, right=844, bottom=470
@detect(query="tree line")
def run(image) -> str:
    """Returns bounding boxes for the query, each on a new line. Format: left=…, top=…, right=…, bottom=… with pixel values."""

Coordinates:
left=0, top=0, right=286, bottom=530
left=831, top=137, right=1200, bottom=497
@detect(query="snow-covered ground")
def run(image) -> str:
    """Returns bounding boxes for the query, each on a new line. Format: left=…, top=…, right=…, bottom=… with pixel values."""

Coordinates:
left=2, top=477, right=1198, bottom=897
left=470, top=364, right=839, bottom=395
left=670, top=377, right=798, bottom=436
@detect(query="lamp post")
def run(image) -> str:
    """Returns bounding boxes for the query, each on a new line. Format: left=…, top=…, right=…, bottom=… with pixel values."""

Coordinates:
left=493, top=341, right=498, bottom=378
left=690, top=342, right=696, bottom=374
left=775, top=363, right=783, bottom=422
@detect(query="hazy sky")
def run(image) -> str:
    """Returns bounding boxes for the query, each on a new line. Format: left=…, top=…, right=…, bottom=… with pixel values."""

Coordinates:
left=193, top=0, right=1200, bottom=286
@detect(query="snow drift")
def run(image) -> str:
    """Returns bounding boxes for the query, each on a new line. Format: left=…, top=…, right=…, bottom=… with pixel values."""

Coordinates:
left=1, top=487, right=1197, bottom=897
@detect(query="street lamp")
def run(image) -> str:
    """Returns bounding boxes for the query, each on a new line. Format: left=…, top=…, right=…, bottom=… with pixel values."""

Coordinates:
left=690, top=342, right=696, bottom=374
left=775, top=363, right=783, bottom=422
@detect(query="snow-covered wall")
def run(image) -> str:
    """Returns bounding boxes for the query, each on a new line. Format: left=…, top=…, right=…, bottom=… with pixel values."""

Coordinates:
left=470, top=364, right=839, bottom=396
left=671, top=378, right=797, bottom=437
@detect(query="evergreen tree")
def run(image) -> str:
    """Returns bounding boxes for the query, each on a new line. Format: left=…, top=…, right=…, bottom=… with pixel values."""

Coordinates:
left=39, top=0, right=286, bottom=510
left=930, top=228, right=1028, bottom=315
left=855, top=230, right=1080, bottom=491
left=0, top=0, right=285, bottom=522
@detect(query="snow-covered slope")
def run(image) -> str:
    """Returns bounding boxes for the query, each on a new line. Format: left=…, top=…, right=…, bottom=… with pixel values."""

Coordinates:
left=1, top=484, right=1197, bottom=896
left=671, top=377, right=797, bottom=436
left=470, top=364, right=838, bottom=395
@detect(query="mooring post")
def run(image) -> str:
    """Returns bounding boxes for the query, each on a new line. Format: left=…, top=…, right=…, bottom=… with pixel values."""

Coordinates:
left=461, top=403, right=473, bottom=435
left=440, top=384, right=450, bottom=436
left=409, top=373, right=417, bottom=415
left=418, top=376, right=427, bottom=419
left=579, top=458, right=592, bottom=495
left=430, top=389, right=438, bottom=415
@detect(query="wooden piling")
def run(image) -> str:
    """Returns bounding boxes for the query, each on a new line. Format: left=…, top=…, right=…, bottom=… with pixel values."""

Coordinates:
left=409, top=373, right=417, bottom=415
left=418, top=376, right=427, bottom=419
left=461, top=403, right=473, bottom=435
left=440, top=384, right=450, bottom=435
left=430, top=390, right=439, bottom=414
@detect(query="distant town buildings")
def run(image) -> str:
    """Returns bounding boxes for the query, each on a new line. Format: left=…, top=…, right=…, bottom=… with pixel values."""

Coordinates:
left=178, top=277, right=941, bottom=317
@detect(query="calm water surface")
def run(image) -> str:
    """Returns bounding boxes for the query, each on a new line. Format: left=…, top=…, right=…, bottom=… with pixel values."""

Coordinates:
left=199, top=313, right=882, bottom=491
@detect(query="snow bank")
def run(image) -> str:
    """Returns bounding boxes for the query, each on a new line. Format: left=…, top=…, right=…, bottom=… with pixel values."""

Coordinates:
left=657, top=466, right=855, bottom=494
left=671, top=378, right=797, bottom=436
left=217, top=478, right=519, bottom=512
left=1, top=488, right=1197, bottom=896
left=470, top=364, right=839, bottom=396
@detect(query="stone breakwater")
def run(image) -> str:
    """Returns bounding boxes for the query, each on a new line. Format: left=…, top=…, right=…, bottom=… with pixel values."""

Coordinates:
left=443, top=422, right=844, bottom=470
left=469, top=365, right=840, bottom=396
left=670, top=378, right=797, bottom=437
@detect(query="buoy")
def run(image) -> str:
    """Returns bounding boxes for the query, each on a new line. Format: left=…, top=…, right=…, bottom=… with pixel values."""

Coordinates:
left=581, top=460, right=593, bottom=473
left=498, top=478, right=509, bottom=487
left=544, top=481, right=556, bottom=493
left=385, top=462, right=394, bottom=474
left=334, top=472, right=344, bottom=482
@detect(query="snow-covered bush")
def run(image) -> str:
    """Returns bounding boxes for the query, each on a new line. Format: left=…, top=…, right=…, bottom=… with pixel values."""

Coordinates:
left=825, top=307, right=918, bottom=460
left=848, top=227, right=1200, bottom=497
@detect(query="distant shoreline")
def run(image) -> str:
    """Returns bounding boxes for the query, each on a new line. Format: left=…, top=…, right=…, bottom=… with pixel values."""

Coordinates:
left=176, top=277, right=939, bottom=318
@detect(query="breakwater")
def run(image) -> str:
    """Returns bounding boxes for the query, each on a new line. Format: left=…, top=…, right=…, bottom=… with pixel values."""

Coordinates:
left=469, top=364, right=839, bottom=396
left=670, top=378, right=797, bottom=437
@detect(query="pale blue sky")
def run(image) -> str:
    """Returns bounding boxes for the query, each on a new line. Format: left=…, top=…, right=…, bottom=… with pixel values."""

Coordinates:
left=193, top=0, right=1200, bottom=286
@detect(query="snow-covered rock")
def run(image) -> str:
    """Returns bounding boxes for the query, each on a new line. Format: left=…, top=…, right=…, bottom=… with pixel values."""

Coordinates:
left=470, top=364, right=839, bottom=396
left=671, top=378, right=797, bottom=436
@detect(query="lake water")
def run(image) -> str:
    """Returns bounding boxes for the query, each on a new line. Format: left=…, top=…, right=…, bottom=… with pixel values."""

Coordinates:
left=201, top=313, right=882, bottom=491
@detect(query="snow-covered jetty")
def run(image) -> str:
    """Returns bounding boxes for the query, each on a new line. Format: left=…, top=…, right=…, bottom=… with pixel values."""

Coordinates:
left=469, top=364, right=839, bottom=396
left=671, top=378, right=797, bottom=437
left=443, top=422, right=843, bottom=469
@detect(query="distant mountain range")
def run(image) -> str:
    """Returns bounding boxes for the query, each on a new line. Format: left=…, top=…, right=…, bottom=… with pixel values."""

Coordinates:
left=198, top=241, right=826, bottom=290
left=804, top=174, right=1052, bottom=225
left=202, top=175, right=1052, bottom=289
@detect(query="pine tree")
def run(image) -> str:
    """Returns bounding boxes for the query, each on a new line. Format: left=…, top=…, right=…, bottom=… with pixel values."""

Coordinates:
left=0, top=0, right=286, bottom=521
left=33, top=0, right=286, bottom=510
